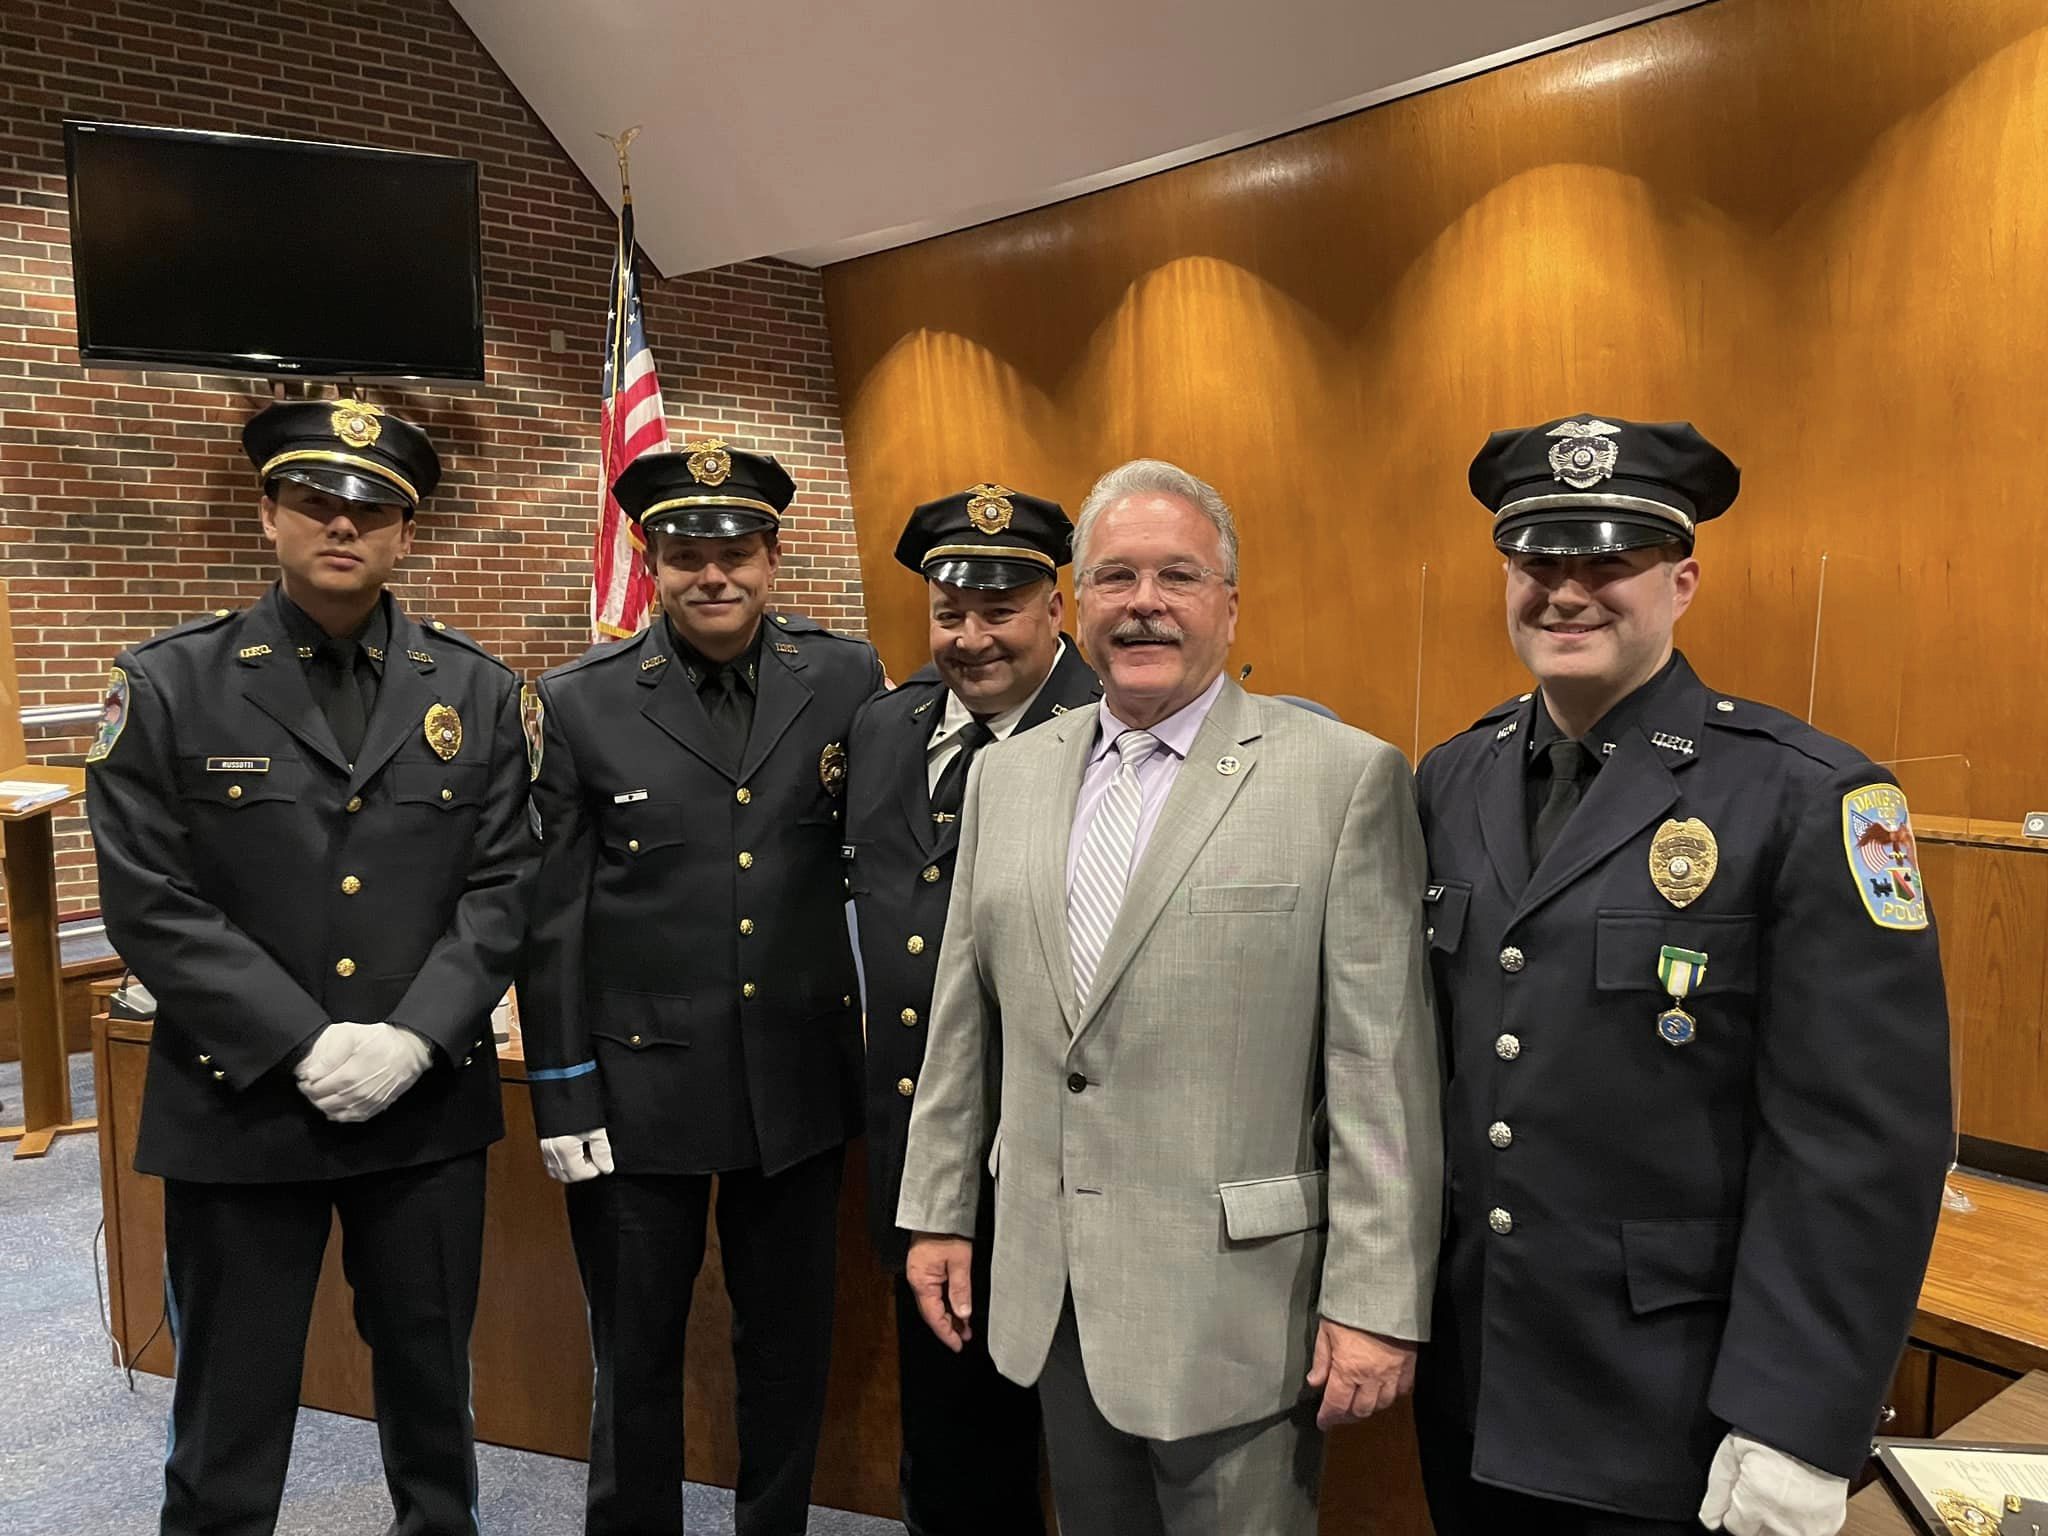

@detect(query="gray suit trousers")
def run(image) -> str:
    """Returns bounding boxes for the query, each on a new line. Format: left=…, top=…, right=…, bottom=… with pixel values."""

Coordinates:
left=1037, top=1294, right=1322, bottom=1536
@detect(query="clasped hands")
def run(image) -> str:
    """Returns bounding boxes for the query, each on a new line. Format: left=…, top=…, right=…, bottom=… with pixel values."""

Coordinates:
left=294, top=1020, right=433, bottom=1123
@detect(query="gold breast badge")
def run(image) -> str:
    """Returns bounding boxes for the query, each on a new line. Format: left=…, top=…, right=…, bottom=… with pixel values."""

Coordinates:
left=1649, top=818, right=1718, bottom=908
left=424, top=702, right=463, bottom=762
left=819, top=741, right=847, bottom=797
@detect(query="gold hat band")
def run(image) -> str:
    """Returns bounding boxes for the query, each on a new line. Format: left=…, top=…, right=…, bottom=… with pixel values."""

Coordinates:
left=1494, top=491, right=1695, bottom=535
left=641, top=493, right=781, bottom=521
left=921, top=543, right=1056, bottom=572
left=259, top=450, right=418, bottom=506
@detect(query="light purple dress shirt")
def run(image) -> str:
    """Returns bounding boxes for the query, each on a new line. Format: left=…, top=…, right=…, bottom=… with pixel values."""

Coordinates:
left=1066, top=671, right=1227, bottom=891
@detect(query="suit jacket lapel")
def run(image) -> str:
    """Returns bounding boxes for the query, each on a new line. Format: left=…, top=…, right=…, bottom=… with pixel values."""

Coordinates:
left=1072, top=681, right=1262, bottom=1039
left=1029, top=705, right=1097, bottom=1036
left=739, top=634, right=812, bottom=785
left=348, top=607, right=437, bottom=795
left=236, top=595, right=350, bottom=775
left=638, top=627, right=736, bottom=781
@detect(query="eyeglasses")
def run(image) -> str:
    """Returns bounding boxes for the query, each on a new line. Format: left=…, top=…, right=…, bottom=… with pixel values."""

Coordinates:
left=1076, top=562, right=1230, bottom=599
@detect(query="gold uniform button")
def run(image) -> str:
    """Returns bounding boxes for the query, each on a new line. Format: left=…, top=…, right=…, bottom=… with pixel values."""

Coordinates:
left=628, top=839, right=641, bottom=852
left=335, top=958, right=356, bottom=978
left=900, top=1008, right=918, bottom=1026
left=1499, top=946, right=1526, bottom=973
left=896, top=1076, right=915, bottom=1097
left=906, top=935, right=925, bottom=956
left=743, top=982, right=758, bottom=999
left=736, top=787, right=752, bottom=805
left=1488, top=1121, right=1513, bottom=1149
left=213, top=1069, right=227, bottom=1081
left=462, top=1055, right=474, bottom=1067
left=842, top=995, right=852, bottom=1007
left=431, top=620, right=447, bottom=631
left=921, top=865, right=940, bottom=884
left=198, top=1053, right=212, bottom=1064
left=346, top=796, right=364, bottom=813
left=1495, top=1033, right=1521, bottom=1060
left=440, top=787, right=453, bottom=802
left=226, top=784, right=243, bottom=800
left=629, top=1034, right=642, bottom=1046
left=213, top=608, right=230, bottom=617
left=739, top=918, right=755, bottom=935
left=341, top=875, right=361, bottom=895
left=738, top=851, right=754, bottom=870
left=1488, top=1207, right=1514, bottom=1236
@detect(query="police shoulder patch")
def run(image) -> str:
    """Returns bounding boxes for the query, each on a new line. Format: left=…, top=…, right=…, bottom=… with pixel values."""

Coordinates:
left=1842, top=782, right=1928, bottom=930
left=86, top=666, right=130, bottom=764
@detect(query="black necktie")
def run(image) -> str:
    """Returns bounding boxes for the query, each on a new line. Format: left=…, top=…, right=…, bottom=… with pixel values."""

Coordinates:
left=930, top=720, right=995, bottom=825
left=705, top=665, right=748, bottom=765
left=1532, top=738, right=1592, bottom=866
left=313, top=637, right=366, bottom=763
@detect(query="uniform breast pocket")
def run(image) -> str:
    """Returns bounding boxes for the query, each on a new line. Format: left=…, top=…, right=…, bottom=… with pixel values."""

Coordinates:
left=391, top=761, right=487, bottom=813
left=597, top=799, right=691, bottom=860
left=1594, top=912, right=1759, bottom=996
left=1424, top=879, right=1472, bottom=954
left=176, top=754, right=307, bottom=810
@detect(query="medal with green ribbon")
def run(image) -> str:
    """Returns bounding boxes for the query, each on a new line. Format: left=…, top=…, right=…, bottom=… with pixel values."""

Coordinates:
left=1655, top=944, right=1708, bottom=1047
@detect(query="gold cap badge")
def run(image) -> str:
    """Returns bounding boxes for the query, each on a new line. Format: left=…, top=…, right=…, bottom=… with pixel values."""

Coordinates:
left=1649, top=818, right=1717, bottom=908
left=333, top=399, right=385, bottom=449
left=1545, top=418, right=1621, bottom=490
left=425, top=702, right=463, bottom=763
left=685, top=437, right=733, bottom=487
left=966, top=483, right=1015, bottom=535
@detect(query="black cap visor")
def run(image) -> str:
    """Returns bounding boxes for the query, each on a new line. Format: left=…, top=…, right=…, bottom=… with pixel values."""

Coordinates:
left=924, top=557, right=1052, bottom=591
left=641, top=507, right=781, bottom=540
left=1495, top=514, right=1688, bottom=557
left=269, top=463, right=415, bottom=513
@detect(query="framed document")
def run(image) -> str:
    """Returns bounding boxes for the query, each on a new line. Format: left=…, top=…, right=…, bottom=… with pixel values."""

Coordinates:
left=1875, top=1438, right=2048, bottom=1534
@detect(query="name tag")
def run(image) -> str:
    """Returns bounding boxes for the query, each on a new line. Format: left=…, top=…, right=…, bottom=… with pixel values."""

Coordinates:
left=207, top=757, right=271, bottom=773
left=613, top=789, right=649, bottom=804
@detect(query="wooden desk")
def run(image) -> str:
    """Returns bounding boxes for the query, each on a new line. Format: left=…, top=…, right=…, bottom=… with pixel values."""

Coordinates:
left=1845, top=1371, right=2048, bottom=1535
left=0, top=763, right=91, bottom=1157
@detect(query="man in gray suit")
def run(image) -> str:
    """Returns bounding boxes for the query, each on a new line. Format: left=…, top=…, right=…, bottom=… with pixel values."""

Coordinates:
left=896, top=458, right=1442, bottom=1534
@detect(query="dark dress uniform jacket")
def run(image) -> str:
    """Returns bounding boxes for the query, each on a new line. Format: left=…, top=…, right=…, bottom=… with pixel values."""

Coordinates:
left=843, top=643, right=1101, bottom=1264
left=523, top=612, right=885, bottom=1176
left=1413, top=652, right=1952, bottom=1519
left=86, top=588, right=537, bottom=1183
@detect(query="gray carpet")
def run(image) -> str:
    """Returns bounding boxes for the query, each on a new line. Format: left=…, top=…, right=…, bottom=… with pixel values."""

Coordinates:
left=0, top=1053, right=903, bottom=1534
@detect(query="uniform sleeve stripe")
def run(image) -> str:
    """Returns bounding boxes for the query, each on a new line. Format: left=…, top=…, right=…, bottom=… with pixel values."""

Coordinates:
left=525, top=1061, right=597, bottom=1081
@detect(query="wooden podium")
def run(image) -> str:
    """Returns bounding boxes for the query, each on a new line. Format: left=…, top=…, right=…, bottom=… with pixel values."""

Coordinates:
left=0, top=578, right=92, bottom=1158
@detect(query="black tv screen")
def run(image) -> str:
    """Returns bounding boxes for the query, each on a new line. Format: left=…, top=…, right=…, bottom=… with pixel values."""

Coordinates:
left=64, top=122, right=485, bottom=382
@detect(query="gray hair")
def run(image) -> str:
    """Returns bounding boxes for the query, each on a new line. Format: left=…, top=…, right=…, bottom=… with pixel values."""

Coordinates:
left=1073, top=458, right=1239, bottom=583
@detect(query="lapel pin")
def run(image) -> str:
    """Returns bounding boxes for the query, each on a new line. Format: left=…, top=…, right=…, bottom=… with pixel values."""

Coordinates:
left=1217, top=755, right=1241, bottom=776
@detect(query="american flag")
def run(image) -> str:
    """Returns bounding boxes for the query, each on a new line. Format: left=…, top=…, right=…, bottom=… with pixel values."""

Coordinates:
left=591, top=194, right=667, bottom=639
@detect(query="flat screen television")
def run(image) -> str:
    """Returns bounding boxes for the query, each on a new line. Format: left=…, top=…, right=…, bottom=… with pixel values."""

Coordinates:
left=63, top=121, right=485, bottom=382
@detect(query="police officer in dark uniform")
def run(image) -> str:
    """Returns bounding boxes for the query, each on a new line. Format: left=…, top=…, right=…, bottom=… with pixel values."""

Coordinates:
left=844, top=483, right=1099, bottom=1534
left=86, top=398, right=536, bottom=1536
left=1413, top=415, right=1953, bottom=1536
left=522, top=439, right=885, bottom=1536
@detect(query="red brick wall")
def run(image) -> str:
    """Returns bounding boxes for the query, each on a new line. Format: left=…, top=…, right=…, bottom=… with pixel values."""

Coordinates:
left=0, top=0, right=867, bottom=923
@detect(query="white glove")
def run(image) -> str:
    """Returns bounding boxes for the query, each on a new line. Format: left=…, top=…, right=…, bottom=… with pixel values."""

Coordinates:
left=539, top=1128, right=615, bottom=1183
left=295, top=1021, right=434, bottom=1124
left=1699, top=1432, right=1849, bottom=1536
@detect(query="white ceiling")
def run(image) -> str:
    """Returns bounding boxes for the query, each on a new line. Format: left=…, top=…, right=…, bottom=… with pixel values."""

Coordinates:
left=451, top=0, right=1700, bottom=275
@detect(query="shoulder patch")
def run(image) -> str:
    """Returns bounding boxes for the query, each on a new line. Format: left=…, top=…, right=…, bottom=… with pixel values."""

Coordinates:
left=1842, top=783, right=1928, bottom=930
left=417, top=620, right=513, bottom=674
left=520, top=683, right=544, bottom=781
left=85, top=666, right=130, bottom=763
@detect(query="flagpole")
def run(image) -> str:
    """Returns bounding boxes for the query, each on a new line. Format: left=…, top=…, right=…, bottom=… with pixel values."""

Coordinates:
left=597, top=126, right=640, bottom=444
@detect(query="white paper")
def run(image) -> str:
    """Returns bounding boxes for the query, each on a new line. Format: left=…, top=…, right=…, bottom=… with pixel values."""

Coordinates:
left=0, top=779, right=69, bottom=811
left=1890, top=1444, right=2048, bottom=1501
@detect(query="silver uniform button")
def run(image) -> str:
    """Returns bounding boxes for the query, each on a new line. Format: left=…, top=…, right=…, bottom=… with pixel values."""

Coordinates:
left=1495, top=1033, right=1521, bottom=1060
left=1488, top=1121, right=1513, bottom=1149
left=1499, top=945, right=1526, bottom=973
left=1488, top=1207, right=1514, bottom=1235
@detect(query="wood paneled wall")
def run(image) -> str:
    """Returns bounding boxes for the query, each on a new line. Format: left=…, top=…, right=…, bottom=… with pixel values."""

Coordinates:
left=823, top=0, right=2048, bottom=818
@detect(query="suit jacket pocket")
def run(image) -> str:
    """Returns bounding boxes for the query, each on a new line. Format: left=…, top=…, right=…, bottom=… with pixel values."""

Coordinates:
left=1621, top=1216, right=1739, bottom=1314
left=1220, top=1169, right=1328, bottom=1240
left=1190, top=882, right=1301, bottom=914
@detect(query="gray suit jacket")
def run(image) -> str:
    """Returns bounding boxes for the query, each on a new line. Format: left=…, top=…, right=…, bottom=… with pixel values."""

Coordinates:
left=897, top=680, right=1442, bottom=1441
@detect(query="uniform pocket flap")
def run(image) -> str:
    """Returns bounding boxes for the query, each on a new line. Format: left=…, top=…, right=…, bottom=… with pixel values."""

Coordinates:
left=392, top=760, right=487, bottom=809
left=588, top=988, right=692, bottom=1050
left=1425, top=880, right=1472, bottom=953
left=599, top=799, right=691, bottom=855
left=1621, top=1216, right=1740, bottom=1314
left=1190, top=882, right=1301, bottom=914
left=1595, top=913, right=1758, bottom=994
left=1219, top=1169, right=1328, bottom=1240
left=175, top=755, right=304, bottom=806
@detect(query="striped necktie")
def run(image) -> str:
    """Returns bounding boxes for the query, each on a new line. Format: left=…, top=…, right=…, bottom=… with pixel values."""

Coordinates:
left=1069, top=729, right=1160, bottom=1008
